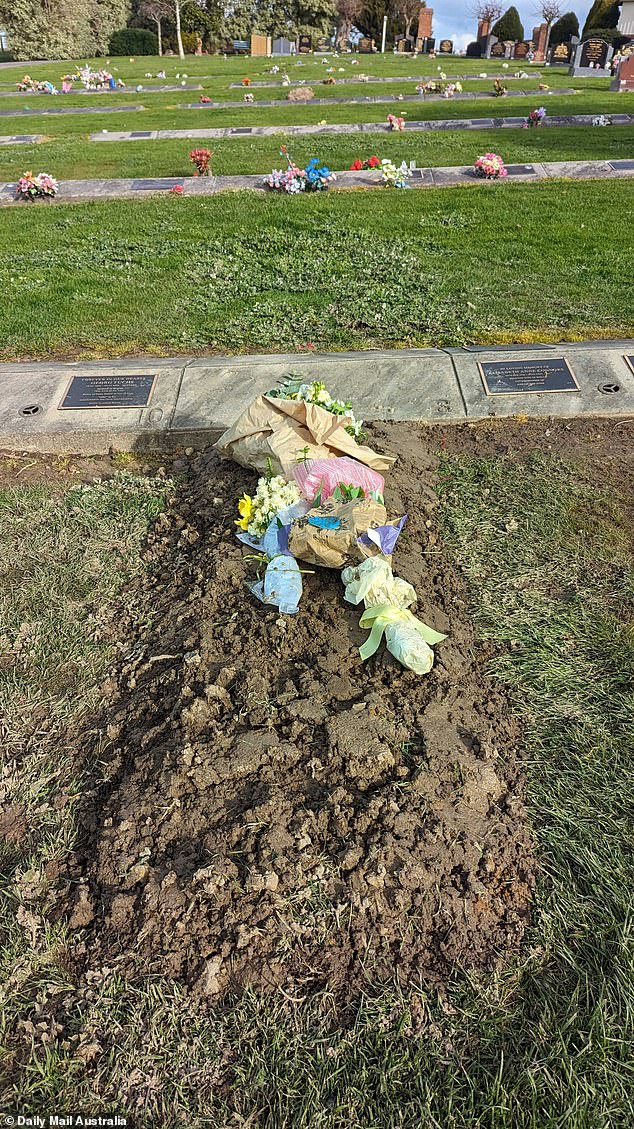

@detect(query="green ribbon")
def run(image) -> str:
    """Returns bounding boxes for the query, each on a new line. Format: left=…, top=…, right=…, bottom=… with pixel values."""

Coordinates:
left=358, top=604, right=447, bottom=662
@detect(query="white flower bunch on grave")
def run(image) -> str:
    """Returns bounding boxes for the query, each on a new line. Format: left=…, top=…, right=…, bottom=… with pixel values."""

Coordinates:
left=380, top=159, right=411, bottom=189
left=592, top=115, right=612, bottom=126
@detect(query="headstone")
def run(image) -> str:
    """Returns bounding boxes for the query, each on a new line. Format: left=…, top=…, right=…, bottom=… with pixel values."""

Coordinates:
left=478, top=358, right=578, bottom=396
left=490, top=41, right=506, bottom=58
left=550, top=41, right=573, bottom=65
left=272, top=37, right=294, bottom=56
left=396, top=37, right=408, bottom=52
left=581, top=37, right=610, bottom=68
left=438, top=40, right=454, bottom=54
left=59, top=374, right=156, bottom=410
left=514, top=41, right=530, bottom=59
left=316, top=36, right=331, bottom=52
left=298, top=34, right=312, bottom=54
left=613, top=54, right=634, bottom=91
left=358, top=37, right=373, bottom=53
left=422, top=37, right=435, bottom=53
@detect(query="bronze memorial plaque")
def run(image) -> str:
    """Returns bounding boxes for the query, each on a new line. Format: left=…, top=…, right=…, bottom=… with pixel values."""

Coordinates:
left=479, top=358, right=579, bottom=396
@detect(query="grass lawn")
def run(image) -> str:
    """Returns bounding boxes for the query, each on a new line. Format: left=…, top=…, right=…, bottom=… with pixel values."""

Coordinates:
left=1, top=434, right=632, bottom=1126
left=0, top=180, right=632, bottom=359
left=1, top=124, right=632, bottom=181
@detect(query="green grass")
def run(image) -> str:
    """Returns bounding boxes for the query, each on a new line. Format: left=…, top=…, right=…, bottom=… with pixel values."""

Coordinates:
left=0, top=180, right=632, bottom=360
left=2, top=123, right=632, bottom=181
left=1, top=449, right=632, bottom=1127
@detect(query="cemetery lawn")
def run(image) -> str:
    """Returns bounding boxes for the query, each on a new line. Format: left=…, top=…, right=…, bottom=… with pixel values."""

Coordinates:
left=2, top=122, right=633, bottom=182
left=1, top=422, right=633, bottom=1126
left=0, top=178, right=633, bottom=359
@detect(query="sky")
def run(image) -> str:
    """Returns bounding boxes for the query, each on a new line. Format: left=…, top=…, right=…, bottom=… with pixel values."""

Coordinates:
left=430, top=2, right=594, bottom=50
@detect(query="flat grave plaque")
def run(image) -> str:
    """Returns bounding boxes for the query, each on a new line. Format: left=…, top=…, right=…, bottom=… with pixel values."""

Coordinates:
left=231, top=127, right=252, bottom=134
left=131, top=178, right=184, bottom=191
left=479, top=358, right=578, bottom=396
left=59, top=373, right=156, bottom=410
left=609, top=159, right=634, bottom=171
left=505, top=164, right=536, bottom=175
left=130, top=131, right=152, bottom=138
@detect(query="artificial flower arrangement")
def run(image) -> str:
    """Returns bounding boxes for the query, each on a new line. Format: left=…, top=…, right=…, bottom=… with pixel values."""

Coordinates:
left=244, top=92, right=254, bottom=103
left=199, top=94, right=211, bottom=104
left=15, top=171, right=59, bottom=201
left=287, top=86, right=315, bottom=101
left=236, top=474, right=301, bottom=538
left=444, top=82, right=462, bottom=98
left=189, top=148, right=213, bottom=176
left=592, top=114, right=612, bottom=126
left=263, top=147, right=335, bottom=194
left=524, top=107, right=546, bottom=128
left=322, top=76, right=336, bottom=85
left=242, top=77, right=251, bottom=86
left=379, top=159, right=411, bottom=189
left=17, top=76, right=58, bottom=94
left=538, top=83, right=550, bottom=91
left=387, top=113, right=405, bottom=131
left=349, top=156, right=381, bottom=170
left=267, top=377, right=364, bottom=440
left=473, top=153, right=508, bottom=179
left=493, top=79, right=507, bottom=97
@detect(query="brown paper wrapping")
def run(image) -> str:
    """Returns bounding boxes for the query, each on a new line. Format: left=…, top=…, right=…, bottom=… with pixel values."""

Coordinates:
left=215, top=395, right=395, bottom=477
left=289, top=498, right=390, bottom=569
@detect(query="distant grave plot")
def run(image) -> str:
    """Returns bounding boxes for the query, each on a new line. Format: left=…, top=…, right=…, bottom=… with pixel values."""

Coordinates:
left=0, top=84, right=201, bottom=98
left=185, top=86, right=576, bottom=111
left=0, top=104, right=145, bottom=118
left=0, top=134, right=40, bottom=144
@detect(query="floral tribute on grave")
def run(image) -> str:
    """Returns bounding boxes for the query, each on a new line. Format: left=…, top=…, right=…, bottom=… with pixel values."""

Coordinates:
left=216, top=377, right=447, bottom=674
left=473, top=152, right=508, bottom=179
left=263, top=146, right=335, bottom=193
left=15, top=171, right=59, bottom=200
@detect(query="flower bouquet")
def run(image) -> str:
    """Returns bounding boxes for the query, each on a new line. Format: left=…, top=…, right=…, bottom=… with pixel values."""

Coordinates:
left=264, top=147, right=335, bottom=194
left=592, top=115, right=612, bottom=127
left=242, top=77, right=251, bottom=86
left=189, top=148, right=213, bottom=176
left=473, top=153, right=508, bottom=179
left=524, top=106, right=546, bottom=128
left=15, top=171, right=59, bottom=201
left=493, top=79, right=507, bottom=97
left=444, top=82, right=462, bottom=98
left=236, top=474, right=301, bottom=538
left=244, top=92, right=254, bottom=103
left=387, top=113, right=405, bottom=131
left=199, top=95, right=211, bottom=104
left=349, top=156, right=381, bottom=170
left=379, top=159, right=411, bottom=189
left=267, top=378, right=364, bottom=440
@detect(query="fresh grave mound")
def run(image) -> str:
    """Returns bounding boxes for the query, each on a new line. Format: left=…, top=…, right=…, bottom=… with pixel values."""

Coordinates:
left=65, top=432, right=535, bottom=1000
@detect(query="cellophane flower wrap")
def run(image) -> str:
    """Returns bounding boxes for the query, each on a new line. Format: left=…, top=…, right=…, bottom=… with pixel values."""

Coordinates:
left=473, top=153, right=508, bottom=179
left=380, top=159, right=411, bottom=189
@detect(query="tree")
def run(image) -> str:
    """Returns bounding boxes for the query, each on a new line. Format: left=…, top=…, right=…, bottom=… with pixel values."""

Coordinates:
left=138, top=0, right=171, bottom=53
left=358, top=0, right=391, bottom=43
left=471, top=3, right=503, bottom=24
left=582, top=0, right=620, bottom=35
left=549, top=10, right=578, bottom=44
left=336, top=0, right=363, bottom=47
left=492, top=5, right=524, bottom=40
left=0, top=0, right=131, bottom=58
left=392, top=0, right=421, bottom=39
left=535, top=1, right=561, bottom=52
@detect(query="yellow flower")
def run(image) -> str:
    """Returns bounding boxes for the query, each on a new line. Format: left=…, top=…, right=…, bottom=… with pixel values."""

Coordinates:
left=235, top=493, right=253, bottom=531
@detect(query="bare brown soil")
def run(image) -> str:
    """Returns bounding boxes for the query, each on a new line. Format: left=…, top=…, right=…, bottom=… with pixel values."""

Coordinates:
left=11, top=416, right=631, bottom=1003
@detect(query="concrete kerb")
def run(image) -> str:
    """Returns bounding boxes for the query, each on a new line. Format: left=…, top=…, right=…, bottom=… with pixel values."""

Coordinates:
left=88, top=112, right=634, bottom=144
left=1, top=343, right=633, bottom=455
left=0, top=158, right=631, bottom=205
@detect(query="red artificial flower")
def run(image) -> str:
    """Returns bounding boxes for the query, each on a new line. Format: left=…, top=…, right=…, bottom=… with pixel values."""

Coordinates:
left=350, top=158, right=363, bottom=170
left=170, top=185, right=184, bottom=194
left=366, top=155, right=380, bottom=168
